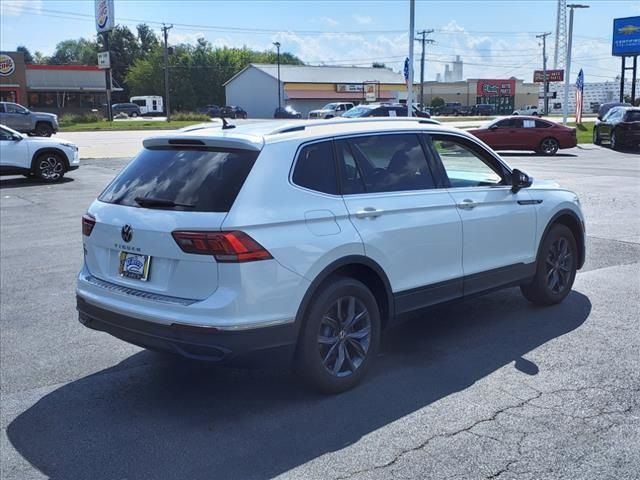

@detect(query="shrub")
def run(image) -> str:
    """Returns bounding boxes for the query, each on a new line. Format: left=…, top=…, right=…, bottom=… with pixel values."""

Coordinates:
left=431, top=97, right=445, bottom=108
left=59, top=111, right=103, bottom=125
left=170, top=111, right=211, bottom=122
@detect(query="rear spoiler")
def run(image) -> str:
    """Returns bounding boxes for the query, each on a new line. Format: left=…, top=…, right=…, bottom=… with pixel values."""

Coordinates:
left=143, top=134, right=263, bottom=151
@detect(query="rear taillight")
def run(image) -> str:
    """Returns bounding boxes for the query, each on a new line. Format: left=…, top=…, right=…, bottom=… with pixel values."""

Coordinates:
left=82, top=213, right=96, bottom=236
left=172, top=231, right=273, bottom=263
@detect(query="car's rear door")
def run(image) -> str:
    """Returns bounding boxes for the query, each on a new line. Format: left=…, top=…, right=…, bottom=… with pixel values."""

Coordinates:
left=426, top=133, right=537, bottom=295
left=337, top=133, right=463, bottom=312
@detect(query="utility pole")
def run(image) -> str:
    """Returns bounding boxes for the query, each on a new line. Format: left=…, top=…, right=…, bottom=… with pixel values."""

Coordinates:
left=273, top=42, right=281, bottom=109
left=407, top=0, right=415, bottom=116
left=536, top=32, right=551, bottom=115
left=562, top=4, right=589, bottom=125
left=162, top=24, right=173, bottom=122
left=415, top=29, right=434, bottom=110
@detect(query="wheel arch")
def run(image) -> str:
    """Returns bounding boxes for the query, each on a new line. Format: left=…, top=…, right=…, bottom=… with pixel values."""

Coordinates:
left=295, top=255, right=394, bottom=331
left=539, top=209, right=586, bottom=270
left=30, top=148, right=70, bottom=172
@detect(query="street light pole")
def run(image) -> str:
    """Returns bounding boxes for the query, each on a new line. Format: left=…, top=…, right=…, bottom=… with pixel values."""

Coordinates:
left=536, top=32, right=551, bottom=115
left=407, top=0, right=415, bottom=117
left=562, top=4, right=589, bottom=124
left=273, top=42, right=281, bottom=109
left=162, top=23, right=173, bottom=122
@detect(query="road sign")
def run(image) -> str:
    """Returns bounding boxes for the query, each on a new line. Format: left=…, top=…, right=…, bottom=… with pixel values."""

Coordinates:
left=95, top=0, right=114, bottom=33
left=97, top=51, right=110, bottom=69
left=533, top=70, right=564, bottom=82
left=613, top=16, right=640, bottom=56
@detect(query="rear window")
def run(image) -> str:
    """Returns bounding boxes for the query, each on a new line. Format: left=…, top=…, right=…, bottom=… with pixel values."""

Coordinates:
left=98, top=147, right=258, bottom=212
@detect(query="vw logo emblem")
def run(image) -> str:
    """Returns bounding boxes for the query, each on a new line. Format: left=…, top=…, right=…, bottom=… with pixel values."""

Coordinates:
left=121, top=224, right=133, bottom=243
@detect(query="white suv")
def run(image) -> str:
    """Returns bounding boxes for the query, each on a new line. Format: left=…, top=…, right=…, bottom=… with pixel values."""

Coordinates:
left=77, top=117, right=585, bottom=393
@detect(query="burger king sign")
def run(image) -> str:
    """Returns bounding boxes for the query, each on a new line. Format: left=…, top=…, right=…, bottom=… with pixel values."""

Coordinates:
left=0, top=54, right=16, bottom=77
left=95, top=0, right=114, bottom=33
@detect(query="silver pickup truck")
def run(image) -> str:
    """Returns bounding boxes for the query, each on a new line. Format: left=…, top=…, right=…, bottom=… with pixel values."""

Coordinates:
left=0, top=102, right=59, bottom=137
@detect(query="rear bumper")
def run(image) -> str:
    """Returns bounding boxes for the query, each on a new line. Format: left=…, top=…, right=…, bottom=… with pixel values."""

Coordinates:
left=77, top=295, right=299, bottom=363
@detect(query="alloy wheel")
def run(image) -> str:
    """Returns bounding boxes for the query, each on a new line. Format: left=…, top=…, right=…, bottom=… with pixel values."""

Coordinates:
left=38, top=155, right=64, bottom=181
left=541, top=138, right=559, bottom=155
left=545, top=237, right=573, bottom=294
left=317, top=296, right=371, bottom=378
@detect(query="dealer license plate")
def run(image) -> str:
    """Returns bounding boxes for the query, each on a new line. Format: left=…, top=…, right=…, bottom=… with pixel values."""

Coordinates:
left=119, top=252, right=151, bottom=281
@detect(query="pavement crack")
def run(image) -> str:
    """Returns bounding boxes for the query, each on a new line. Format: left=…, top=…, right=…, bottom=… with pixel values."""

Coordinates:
left=335, top=392, right=543, bottom=480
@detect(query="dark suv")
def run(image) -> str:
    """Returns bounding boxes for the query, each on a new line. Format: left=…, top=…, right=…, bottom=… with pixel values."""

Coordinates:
left=593, top=106, right=640, bottom=150
left=471, top=104, right=496, bottom=116
left=434, top=102, right=462, bottom=116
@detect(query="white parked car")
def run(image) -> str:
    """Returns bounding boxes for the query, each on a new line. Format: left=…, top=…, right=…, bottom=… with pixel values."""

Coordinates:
left=77, top=117, right=585, bottom=393
left=0, top=124, right=79, bottom=182
left=513, top=105, right=540, bottom=116
left=308, top=102, right=355, bottom=119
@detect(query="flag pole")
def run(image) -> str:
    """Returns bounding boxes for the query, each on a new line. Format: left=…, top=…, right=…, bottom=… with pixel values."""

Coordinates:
left=407, top=0, right=415, bottom=117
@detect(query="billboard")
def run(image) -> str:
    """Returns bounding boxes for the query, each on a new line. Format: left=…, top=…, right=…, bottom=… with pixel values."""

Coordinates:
left=612, top=16, right=640, bottom=56
left=95, top=0, right=114, bottom=33
left=336, top=84, right=364, bottom=93
left=533, top=70, right=564, bottom=82
left=476, top=79, right=515, bottom=96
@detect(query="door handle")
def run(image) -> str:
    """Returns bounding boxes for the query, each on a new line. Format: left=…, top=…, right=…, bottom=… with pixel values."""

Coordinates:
left=355, top=207, right=383, bottom=219
left=457, top=199, right=477, bottom=210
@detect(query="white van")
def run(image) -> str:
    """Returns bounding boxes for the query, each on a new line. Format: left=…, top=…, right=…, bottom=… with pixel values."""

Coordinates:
left=130, top=96, right=164, bottom=116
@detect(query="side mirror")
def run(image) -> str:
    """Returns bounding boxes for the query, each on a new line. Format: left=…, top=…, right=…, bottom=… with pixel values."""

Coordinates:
left=511, top=168, right=532, bottom=193
left=12, top=134, right=23, bottom=141
left=597, top=115, right=602, bottom=121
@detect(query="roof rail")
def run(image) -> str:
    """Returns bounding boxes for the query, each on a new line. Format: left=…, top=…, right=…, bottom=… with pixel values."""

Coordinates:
left=269, top=116, right=441, bottom=135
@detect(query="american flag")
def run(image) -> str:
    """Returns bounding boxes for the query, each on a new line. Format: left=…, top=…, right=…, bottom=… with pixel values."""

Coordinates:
left=575, top=69, right=584, bottom=124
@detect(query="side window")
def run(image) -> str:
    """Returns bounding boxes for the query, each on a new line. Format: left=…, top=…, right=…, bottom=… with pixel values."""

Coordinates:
left=336, top=140, right=366, bottom=194
left=496, top=119, right=513, bottom=128
left=535, top=120, right=551, bottom=128
left=292, top=141, right=338, bottom=195
left=347, top=134, right=436, bottom=193
left=371, top=108, right=388, bottom=117
left=431, top=135, right=505, bottom=188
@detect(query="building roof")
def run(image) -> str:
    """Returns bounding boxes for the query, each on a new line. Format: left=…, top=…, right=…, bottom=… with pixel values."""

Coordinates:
left=224, top=63, right=406, bottom=86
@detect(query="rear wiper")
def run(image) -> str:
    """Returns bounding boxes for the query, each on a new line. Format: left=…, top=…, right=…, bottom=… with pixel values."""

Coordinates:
left=134, top=197, right=195, bottom=209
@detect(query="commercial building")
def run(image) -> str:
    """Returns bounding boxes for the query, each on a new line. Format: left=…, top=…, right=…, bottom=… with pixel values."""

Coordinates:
left=0, top=51, right=107, bottom=115
left=224, top=64, right=408, bottom=118
left=420, top=78, right=539, bottom=114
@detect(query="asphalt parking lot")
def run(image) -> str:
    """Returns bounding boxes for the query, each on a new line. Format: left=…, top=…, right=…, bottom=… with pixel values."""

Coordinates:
left=1, top=145, right=639, bottom=479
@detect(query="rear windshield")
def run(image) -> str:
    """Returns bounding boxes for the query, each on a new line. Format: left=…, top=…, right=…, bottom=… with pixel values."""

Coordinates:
left=98, top=147, right=258, bottom=212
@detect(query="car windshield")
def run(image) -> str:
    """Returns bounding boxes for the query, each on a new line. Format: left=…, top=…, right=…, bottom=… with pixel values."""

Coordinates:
left=342, top=106, right=372, bottom=118
left=322, top=103, right=338, bottom=110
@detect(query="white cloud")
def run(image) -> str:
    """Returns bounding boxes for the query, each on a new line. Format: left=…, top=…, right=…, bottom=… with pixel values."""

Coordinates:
left=320, top=17, right=339, bottom=27
left=0, top=0, right=42, bottom=16
left=352, top=14, right=373, bottom=25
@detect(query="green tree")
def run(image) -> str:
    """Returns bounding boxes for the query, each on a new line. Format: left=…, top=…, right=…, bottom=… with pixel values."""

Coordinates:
left=136, top=24, right=159, bottom=57
left=16, top=46, right=34, bottom=63
left=49, top=38, right=98, bottom=65
left=98, top=25, right=142, bottom=99
left=33, top=51, right=49, bottom=64
left=126, top=42, right=304, bottom=113
left=431, top=96, right=445, bottom=108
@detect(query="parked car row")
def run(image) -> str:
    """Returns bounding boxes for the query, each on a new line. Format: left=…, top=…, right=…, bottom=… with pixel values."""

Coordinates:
left=196, top=105, right=248, bottom=119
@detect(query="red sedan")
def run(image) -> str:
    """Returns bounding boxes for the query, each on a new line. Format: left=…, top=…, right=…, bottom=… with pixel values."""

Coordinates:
left=469, top=116, right=577, bottom=156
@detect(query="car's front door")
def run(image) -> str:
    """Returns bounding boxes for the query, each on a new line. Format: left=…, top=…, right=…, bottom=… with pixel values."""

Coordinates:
left=0, top=127, right=30, bottom=170
left=4, top=103, right=31, bottom=131
left=337, top=133, right=464, bottom=312
left=428, top=134, right=537, bottom=295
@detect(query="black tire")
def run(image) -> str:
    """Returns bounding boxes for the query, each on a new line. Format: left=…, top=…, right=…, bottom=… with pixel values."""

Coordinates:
left=539, top=137, right=559, bottom=156
left=34, top=122, right=54, bottom=137
left=610, top=130, right=620, bottom=151
left=296, top=277, right=381, bottom=394
left=593, top=126, right=601, bottom=145
left=520, top=224, right=577, bottom=306
left=130, top=111, right=139, bottom=118
left=33, top=152, right=66, bottom=183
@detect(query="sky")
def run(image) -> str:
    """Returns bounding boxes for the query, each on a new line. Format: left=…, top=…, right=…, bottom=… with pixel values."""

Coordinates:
left=0, top=0, right=637, bottom=82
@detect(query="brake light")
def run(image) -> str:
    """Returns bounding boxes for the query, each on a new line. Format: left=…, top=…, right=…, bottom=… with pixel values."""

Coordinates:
left=82, top=213, right=96, bottom=236
left=172, top=231, right=273, bottom=262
